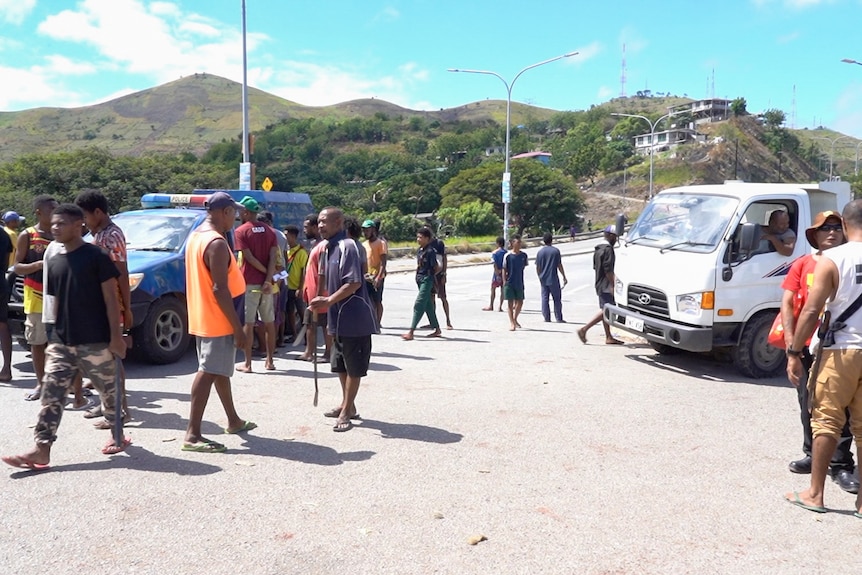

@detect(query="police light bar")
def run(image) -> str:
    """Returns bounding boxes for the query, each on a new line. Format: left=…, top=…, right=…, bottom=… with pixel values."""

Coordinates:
left=140, top=193, right=210, bottom=209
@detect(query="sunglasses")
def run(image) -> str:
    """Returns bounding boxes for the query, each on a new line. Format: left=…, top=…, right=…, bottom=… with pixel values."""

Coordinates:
left=817, top=223, right=843, bottom=233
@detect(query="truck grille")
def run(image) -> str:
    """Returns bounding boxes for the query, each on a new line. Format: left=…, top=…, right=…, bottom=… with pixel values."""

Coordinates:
left=627, top=284, right=669, bottom=319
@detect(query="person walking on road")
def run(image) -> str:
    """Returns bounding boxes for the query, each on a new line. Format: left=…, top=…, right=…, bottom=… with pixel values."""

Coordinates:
left=183, top=193, right=256, bottom=453
left=430, top=234, right=453, bottom=330
left=235, top=196, right=278, bottom=372
left=578, top=226, right=624, bottom=345
left=2, top=204, right=128, bottom=469
left=536, top=232, right=568, bottom=323
left=482, top=236, right=506, bottom=312
left=785, top=200, right=862, bottom=514
left=502, top=235, right=528, bottom=331
left=15, top=194, right=57, bottom=401
left=362, top=219, right=388, bottom=325
left=780, top=211, right=858, bottom=494
left=309, top=207, right=377, bottom=432
left=0, top=218, right=12, bottom=383
left=402, top=227, right=441, bottom=341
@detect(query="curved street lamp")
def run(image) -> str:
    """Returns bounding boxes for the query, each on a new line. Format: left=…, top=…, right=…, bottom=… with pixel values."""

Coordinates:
left=448, top=51, right=578, bottom=242
left=841, top=58, right=862, bottom=66
left=610, top=111, right=678, bottom=199
left=812, top=135, right=852, bottom=179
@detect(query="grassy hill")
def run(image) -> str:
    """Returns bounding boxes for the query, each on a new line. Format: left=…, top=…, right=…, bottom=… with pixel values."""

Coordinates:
left=0, top=73, right=557, bottom=162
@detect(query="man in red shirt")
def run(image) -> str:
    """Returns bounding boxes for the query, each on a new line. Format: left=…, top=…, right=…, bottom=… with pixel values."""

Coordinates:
left=780, top=211, right=858, bottom=494
left=234, top=196, right=278, bottom=372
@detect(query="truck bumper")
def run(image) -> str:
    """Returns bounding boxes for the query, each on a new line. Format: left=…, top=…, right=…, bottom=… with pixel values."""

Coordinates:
left=603, top=304, right=713, bottom=353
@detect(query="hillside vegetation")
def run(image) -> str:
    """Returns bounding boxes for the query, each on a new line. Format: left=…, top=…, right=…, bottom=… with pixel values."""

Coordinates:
left=0, top=74, right=858, bottom=238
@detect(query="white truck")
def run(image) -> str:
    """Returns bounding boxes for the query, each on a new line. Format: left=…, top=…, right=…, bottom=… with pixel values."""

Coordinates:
left=603, top=180, right=852, bottom=378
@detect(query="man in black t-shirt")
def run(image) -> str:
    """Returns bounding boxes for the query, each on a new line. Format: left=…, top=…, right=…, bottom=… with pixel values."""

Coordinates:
left=2, top=204, right=128, bottom=470
left=430, top=235, right=453, bottom=330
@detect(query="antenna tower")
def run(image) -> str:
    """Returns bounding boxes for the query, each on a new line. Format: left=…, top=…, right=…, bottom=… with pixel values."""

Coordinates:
left=620, top=43, right=627, bottom=98
left=791, top=84, right=797, bottom=129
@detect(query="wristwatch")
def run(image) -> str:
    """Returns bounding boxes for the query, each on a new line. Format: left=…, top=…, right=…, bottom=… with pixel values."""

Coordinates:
left=786, top=347, right=802, bottom=357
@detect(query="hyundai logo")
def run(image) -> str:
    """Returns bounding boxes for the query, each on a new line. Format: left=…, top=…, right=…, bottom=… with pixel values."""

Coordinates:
left=638, top=293, right=652, bottom=305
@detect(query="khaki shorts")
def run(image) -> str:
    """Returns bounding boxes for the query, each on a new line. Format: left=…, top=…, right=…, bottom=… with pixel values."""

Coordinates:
left=25, top=313, right=48, bottom=346
left=196, top=335, right=237, bottom=378
left=810, top=348, right=862, bottom=442
left=244, top=285, right=275, bottom=324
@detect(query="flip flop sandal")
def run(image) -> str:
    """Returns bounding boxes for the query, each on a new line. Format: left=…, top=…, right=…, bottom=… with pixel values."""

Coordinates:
left=83, top=407, right=103, bottom=419
left=101, top=437, right=132, bottom=455
left=224, top=420, right=258, bottom=434
left=181, top=440, right=227, bottom=453
left=2, top=454, right=50, bottom=470
left=323, top=408, right=361, bottom=420
left=24, top=390, right=41, bottom=401
left=333, top=419, right=353, bottom=432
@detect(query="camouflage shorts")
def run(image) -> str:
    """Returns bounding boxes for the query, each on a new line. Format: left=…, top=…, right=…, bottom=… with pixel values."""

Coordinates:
left=35, top=342, right=118, bottom=445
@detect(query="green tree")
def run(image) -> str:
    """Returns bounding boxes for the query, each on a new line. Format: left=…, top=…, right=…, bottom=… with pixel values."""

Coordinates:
left=763, top=109, right=786, bottom=129
left=455, top=200, right=501, bottom=236
left=730, top=97, right=748, bottom=117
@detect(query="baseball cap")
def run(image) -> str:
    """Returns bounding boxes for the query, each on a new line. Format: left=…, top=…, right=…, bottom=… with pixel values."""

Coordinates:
left=805, top=210, right=843, bottom=249
left=238, top=195, right=261, bottom=213
left=603, top=225, right=617, bottom=235
left=204, top=192, right=243, bottom=211
left=3, top=211, right=19, bottom=222
left=361, top=219, right=376, bottom=228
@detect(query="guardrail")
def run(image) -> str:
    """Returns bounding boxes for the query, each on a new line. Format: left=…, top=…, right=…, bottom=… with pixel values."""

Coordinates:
left=388, top=229, right=610, bottom=259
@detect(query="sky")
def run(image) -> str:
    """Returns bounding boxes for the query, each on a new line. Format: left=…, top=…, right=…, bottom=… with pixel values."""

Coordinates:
left=1, top=0, right=862, bottom=138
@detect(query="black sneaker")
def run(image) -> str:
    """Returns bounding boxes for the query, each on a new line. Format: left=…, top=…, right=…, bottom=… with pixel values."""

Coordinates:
left=831, top=468, right=860, bottom=494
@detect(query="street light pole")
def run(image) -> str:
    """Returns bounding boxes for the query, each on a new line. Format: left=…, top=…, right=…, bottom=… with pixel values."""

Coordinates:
left=239, top=0, right=251, bottom=189
left=855, top=141, right=862, bottom=177
left=611, top=111, right=677, bottom=199
left=448, top=51, right=578, bottom=242
left=812, top=135, right=852, bottom=179
left=841, top=58, right=862, bottom=66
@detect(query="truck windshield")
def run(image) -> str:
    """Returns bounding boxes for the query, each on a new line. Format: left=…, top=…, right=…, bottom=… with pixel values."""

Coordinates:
left=112, top=212, right=199, bottom=252
left=626, top=194, right=738, bottom=252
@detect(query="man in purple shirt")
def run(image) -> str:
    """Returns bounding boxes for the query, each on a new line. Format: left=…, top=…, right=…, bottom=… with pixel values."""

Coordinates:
left=309, top=207, right=377, bottom=432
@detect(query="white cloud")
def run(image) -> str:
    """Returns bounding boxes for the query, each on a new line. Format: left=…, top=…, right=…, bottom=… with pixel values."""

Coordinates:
left=44, top=55, right=98, bottom=76
left=569, top=41, right=602, bottom=65
left=777, top=31, right=800, bottom=44
left=618, top=27, right=648, bottom=55
left=597, top=86, right=614, bottom=100
left=36, top=0, right=263, bottom=82
left=752, top=0, right=836, bottom=8
left=252, top=60, right=429, bottom=109
left=833, top=83, right=862, bottom=139
left=373, top=7, right=400, bottom=22
left=0, top=65, right=85, bottom=109
left=0, top=0, right=35, bottom=24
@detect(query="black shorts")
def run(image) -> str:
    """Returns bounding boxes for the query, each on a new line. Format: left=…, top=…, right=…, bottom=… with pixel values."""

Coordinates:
left=0, top=297, right=8, bottom=323
left=598, top=292, right=615, bottom=308
left=330, top=335, right=372, bottom=377
left=432, top=273, right=447, bottom=299
left=366, top=279, right=384, bottom=304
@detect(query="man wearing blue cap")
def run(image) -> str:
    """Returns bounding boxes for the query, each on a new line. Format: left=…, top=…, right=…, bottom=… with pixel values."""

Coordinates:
left=2, top=211, right=19, bottom=268
left=577, top=226, right=624, bottom=345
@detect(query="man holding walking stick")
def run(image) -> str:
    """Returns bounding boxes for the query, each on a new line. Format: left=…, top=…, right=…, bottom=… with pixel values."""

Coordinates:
left=309, top=207, right=377, bottom=432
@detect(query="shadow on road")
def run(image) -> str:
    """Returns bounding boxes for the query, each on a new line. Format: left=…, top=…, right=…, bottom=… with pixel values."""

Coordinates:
left=358, top=419, right=463, bottom=444
left=8, top=445, right=222, bottom=478
left=237, top=435, right=375, bottom=466
left=624, top=349, right=789, bottom=388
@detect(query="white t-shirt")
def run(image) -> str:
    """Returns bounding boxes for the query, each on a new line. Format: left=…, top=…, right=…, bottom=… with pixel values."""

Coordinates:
left=824, top=241, right=862, bottom=349
left=41, top=241, right=66, bottom=325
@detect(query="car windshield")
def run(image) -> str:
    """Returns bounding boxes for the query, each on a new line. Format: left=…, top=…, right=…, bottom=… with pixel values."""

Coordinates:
left=626, top=194, right=738, bottom=252
left=112, top=212, right=199, bottom=252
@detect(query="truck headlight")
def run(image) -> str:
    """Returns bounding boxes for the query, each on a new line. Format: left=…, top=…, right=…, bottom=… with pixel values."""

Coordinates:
left=614, top=278, right=623, bottom=297
left=676, top=291, right=714, bottom=316
left=129, top=273, right=144, bottom=292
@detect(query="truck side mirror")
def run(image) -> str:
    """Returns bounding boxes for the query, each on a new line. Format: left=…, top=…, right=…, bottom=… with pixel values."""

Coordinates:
left=738, top=222, right=760, bottom=253
left=615, top=213, right=627, bottom=237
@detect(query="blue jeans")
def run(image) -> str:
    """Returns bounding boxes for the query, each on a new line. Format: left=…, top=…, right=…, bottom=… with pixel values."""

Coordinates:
left=540, top=282, right=563, bottom=322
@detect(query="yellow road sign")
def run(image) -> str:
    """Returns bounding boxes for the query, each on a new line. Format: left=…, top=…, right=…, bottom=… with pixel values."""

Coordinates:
left=261, top=177, right=273, bottom=192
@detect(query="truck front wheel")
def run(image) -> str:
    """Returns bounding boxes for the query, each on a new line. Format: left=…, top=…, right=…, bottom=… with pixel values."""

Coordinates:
left=733, top=312, right=785, bottom=378
left=132, top=297, right=190, bottom=364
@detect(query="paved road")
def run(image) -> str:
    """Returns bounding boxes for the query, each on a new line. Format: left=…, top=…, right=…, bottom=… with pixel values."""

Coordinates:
left=0, top=246, right=857, bottom=574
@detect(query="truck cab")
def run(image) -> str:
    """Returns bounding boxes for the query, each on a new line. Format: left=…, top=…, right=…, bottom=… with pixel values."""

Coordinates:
left=603, top=181, right=851, bottom=378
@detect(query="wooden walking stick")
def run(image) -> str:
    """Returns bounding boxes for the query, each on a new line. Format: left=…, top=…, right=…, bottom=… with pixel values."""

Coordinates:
left=312, top=249, right=328, bottom=407
left=113, top=356, right=127, bottom=450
